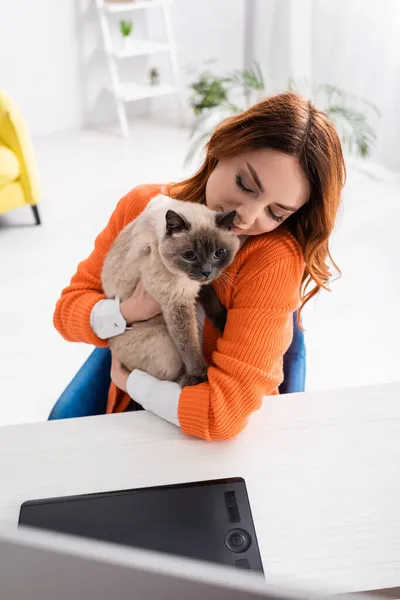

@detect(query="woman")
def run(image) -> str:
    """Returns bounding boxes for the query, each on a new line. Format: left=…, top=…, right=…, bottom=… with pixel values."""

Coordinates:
left=53, top=92, right=345, bottom=440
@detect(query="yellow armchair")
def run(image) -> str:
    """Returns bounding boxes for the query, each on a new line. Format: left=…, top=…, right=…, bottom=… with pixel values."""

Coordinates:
left=0, top=90, right=41, bottom=224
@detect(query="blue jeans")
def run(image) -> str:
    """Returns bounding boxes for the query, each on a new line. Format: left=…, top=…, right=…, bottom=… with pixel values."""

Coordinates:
left=49, top=313, right=306, bottom=420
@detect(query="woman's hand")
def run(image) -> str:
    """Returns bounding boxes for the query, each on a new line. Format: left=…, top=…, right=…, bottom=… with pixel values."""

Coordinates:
left=120, top=281, right=162, bottom=325
left=111, top=356, right=130, bottom=392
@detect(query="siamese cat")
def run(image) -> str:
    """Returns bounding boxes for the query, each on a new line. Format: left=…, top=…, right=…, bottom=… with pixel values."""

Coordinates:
left=101, top=194, right=239, bottom=387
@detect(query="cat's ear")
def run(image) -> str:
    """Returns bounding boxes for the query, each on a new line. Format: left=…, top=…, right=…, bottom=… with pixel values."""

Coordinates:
left=215, top=210, right=236, bottom=231
left=165, top=210, right=190, bottom=235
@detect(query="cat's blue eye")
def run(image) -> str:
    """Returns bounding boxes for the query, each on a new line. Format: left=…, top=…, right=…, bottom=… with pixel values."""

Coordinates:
left=183, top=251, right=197, bottom=261
left=214, top=248, right=227, bottom=260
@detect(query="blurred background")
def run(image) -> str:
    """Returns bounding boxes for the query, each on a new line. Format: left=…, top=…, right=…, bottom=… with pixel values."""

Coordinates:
left=0, top=0, right=399, bottom=425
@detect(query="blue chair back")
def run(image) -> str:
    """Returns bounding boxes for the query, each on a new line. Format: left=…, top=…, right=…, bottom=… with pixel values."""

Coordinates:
left=49, top=348, right=111, bottom=420
left=279, top=312, right=306, bottom=394
left=49, top=312, right=305, bottom=420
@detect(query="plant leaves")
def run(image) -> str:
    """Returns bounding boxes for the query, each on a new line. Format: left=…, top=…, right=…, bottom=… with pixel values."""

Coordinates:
left=119, top=19, right=133, bottom=36
left=227, top=61, right=265, bottom=91
left=186, top=65, right=379, bottom=163
left=327, top=104, right=376, bottom=157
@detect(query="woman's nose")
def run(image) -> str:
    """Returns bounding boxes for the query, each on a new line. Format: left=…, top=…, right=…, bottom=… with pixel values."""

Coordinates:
left=236, top=202, right=263, bottom=228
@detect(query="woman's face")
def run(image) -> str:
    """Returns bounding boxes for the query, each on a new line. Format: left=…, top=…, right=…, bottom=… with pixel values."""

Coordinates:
left=205, top=148, right=310, bottom=236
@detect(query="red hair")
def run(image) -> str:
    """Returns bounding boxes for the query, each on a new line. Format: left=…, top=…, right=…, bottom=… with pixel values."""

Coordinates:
left=170, top=91, right=346, bottom=319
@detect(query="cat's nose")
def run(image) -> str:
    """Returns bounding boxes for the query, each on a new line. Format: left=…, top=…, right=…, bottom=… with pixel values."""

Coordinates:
left=200, top=265, right=213, bottom=278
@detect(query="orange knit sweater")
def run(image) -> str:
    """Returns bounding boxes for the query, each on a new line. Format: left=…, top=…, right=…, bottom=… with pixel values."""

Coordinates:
left=54, top=184, right=304, bottom=440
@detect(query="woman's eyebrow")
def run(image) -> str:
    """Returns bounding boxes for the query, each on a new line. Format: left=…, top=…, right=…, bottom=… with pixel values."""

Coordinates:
left=246, top=162, right=297, bottom=212
left=274, top=203, right=297, bottom=212
left=246, top=162, right=264, bottom=192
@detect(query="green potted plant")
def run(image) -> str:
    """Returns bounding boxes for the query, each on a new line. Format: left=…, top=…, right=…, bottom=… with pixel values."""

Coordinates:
left=119, top=19, right=133, bottom=51
left=186, top=62, right=379, bottom=165
left=186, top=63, right=264, bottom=164
left=188, top=71, right=230, bottom=115
left=288, top=79, right=380, bottom=159
left=149, top=67, right=160, bottom=85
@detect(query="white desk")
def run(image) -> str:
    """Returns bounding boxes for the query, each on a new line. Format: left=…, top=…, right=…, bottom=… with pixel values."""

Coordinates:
left=1, top=382, right=400, bottom=595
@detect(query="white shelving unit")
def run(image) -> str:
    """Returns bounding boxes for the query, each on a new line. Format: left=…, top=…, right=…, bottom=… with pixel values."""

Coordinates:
left=95, top=0, right=185, bottom=136
left=111, top=39, right=171, bottom=59
left=105, top=0, right=164, bottom=13
left=117, top=81, right=177, bottom=102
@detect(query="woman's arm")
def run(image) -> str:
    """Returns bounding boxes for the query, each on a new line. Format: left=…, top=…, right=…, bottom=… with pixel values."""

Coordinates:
left=53, top=185, right=160, bottom=346
left=90, top=282, right=162, bottom=340
left=124, top=247, right=304, bottom=441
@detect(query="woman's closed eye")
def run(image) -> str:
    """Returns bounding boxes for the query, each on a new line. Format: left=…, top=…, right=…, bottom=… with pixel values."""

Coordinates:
left=236, top=174, right=284, bottom=223
left=267, top=207, right=284, bottom=223
left=235, top=174, right=253, bottom=194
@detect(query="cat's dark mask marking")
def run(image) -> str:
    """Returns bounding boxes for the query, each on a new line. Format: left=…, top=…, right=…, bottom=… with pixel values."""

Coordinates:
left=165, top=210, right=191, bottom=236
left=215, top=210, right=236, bottom=231
left=162, top=227, right=238, bottom=282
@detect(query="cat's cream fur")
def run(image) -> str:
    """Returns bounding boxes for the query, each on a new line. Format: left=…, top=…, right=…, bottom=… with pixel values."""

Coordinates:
left=101, top=194, right=239, bottom=387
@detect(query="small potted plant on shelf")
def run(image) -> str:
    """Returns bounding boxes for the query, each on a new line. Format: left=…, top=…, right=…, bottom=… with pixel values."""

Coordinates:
left=149, top=67, right=160, bottom=85
left=119, top=19, right=133, bottom=51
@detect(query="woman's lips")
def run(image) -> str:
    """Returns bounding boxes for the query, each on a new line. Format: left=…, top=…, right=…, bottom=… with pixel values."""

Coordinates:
left=232, top=225, right=246, bottom=233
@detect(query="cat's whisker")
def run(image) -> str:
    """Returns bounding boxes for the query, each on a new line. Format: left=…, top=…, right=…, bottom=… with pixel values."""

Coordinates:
left=218, top=277, right=229, bottom=294
left=218, top=271, right=237, bottom=292
left=223, top=274, right=237, bottom=290
left=220, top=271, right=235, bottom=284
left=218, top=270, right=232, bottom=281
left=219, top=276, right=230, bottom=290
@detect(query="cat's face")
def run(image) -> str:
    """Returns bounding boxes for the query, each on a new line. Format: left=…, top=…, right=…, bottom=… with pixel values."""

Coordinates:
left=159, top=209, right=240, bottom=282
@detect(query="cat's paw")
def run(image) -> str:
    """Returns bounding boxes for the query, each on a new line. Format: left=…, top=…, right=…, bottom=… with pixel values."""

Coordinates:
left=180, top=369, right=208, bottom=388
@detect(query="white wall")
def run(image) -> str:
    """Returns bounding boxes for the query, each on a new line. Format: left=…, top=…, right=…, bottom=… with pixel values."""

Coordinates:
left=172, top=0, right=244, bottom=76
left=0, top=0, right=82, bottom=136
left=312, top=0, right=400, bottom=172
left=250, top=0, right=400, bottom=173
left=250, top=0, right=312, bottom=94
left=0, top=0, right=244, bottom=136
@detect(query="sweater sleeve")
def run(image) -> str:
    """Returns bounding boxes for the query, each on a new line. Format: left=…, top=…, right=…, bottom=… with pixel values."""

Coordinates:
left=178, top=251, right=304, bottom=441
left=53, top=185, right=157, bottom=346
